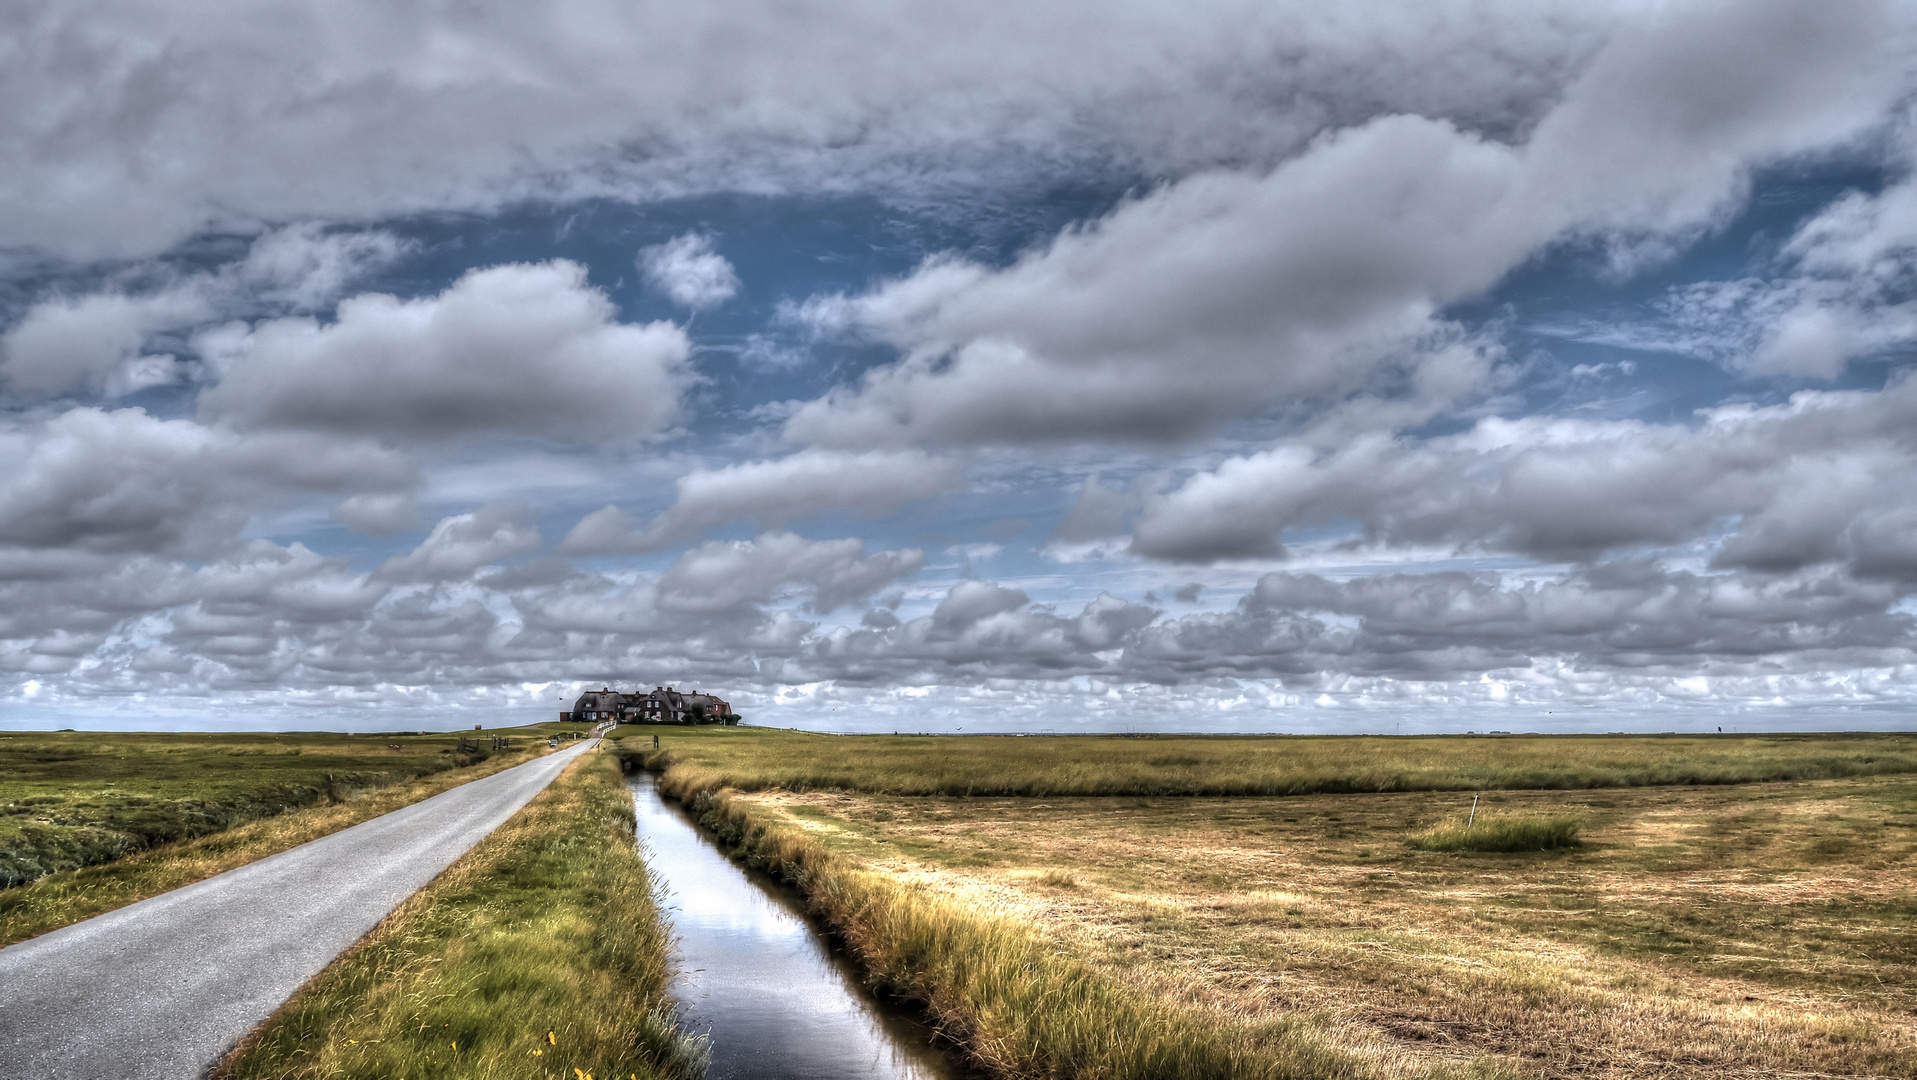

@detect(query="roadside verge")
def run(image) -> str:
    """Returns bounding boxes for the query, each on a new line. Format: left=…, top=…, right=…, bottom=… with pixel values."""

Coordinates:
left=215, top=748, right=705, bottom=1080
left=0, top=740, right=557, bottom=948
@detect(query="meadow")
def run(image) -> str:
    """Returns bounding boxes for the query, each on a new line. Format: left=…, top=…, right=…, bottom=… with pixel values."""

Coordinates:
left=626, top=726, right=1917, bottom=796
left=216, top=748, right=704, bottom=1080
left=622, top=727, right=1917, bottom=1079
left=0, top=725, right=576, bottom=946
left=0, top=729, right=515, bottom=886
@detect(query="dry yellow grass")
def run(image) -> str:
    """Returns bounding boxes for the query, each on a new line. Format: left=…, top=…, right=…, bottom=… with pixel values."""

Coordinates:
left=0, top=741, right=554, bottom=947
left=673, top=779, right=1468, bottom=1080
left=745, top=777, right=1916, bottom=1079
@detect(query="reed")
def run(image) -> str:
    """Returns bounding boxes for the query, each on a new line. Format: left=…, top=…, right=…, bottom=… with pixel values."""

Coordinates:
left=216, top=749, right=703, bottom=1080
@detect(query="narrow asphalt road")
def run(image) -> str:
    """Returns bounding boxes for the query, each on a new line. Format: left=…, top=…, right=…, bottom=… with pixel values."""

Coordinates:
left=0, top=737, right=597, bottom=1080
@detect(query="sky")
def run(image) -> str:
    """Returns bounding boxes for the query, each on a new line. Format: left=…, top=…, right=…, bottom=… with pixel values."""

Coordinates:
left=5, top=0, right=1917, bottom=734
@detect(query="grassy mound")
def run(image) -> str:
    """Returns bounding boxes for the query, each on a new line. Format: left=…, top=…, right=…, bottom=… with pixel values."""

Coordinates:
left=1408, top=813, right=1583, bottom=852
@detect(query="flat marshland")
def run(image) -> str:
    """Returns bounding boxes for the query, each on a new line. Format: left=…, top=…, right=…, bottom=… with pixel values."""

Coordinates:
left=630, top=729, right=1917, bottom=1079
left=0, top=726, right=565, bottom=945
left=643, top=727, right=1917, bottom=796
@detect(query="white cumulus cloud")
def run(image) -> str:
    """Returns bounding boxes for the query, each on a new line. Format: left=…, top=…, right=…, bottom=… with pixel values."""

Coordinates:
left=197, top=260, right=691, bottom=444
left=639, top=234, right=740, bottom=311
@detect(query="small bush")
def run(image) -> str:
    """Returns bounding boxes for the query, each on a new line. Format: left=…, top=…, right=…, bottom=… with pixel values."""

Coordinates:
left=1408, top=813, right=1583, bottom=852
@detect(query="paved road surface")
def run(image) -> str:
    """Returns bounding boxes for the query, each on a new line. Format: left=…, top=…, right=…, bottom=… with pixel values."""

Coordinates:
left=0, top=738, right=597, bottom=1080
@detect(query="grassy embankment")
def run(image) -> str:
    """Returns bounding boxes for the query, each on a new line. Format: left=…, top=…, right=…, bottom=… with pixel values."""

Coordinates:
left=0, top=726, right=574, bottom=946
left=216, top=747, right=703, bottom=1080
left=620, top=727, right=1917, bottom=1079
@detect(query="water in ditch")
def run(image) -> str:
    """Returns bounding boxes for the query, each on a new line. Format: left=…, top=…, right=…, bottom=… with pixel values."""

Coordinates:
left=628, top=772, right=968, bottom=1080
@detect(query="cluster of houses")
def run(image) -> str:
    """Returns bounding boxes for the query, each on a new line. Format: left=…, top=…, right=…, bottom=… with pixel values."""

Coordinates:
left=564, top=685, right=738, bottom=726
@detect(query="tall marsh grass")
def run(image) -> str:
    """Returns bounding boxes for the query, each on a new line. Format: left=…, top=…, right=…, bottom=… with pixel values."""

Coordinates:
left=217, top=751, right=703, bottom=1080
left=1408, top=813, right=1583, bottom=852
left=615, top=728, right=1917, bottom=799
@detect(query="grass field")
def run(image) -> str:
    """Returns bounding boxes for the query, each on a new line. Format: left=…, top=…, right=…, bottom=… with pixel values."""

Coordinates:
left=0, top=728, right=542, bottom=887
left=0, top=725, right=579, bottom=946
left=618, top=726, right=1917, bottom=796
left=625, top=727, right=1917, bottom=1079
left=216, top=747, right=704, bottom=1080
left=672, top=776, right=1411, bottom=1080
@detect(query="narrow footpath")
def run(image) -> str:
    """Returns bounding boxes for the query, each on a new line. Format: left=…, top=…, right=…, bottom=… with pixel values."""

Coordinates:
left=0, top=738, right=597, bottom=1080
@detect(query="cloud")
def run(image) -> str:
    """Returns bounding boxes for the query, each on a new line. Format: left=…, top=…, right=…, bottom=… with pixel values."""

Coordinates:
left=7, top=539, right=1916, bottom=723
left=0, top=224, right=414, bottom=406
left=560, top=448, right=964, bottom=553
left=237, top=223, right=414, bottom=310
left=782, top=0, right=1903, bottom=448
left=9, top=2, right=1917, bottom=725
left=0, top=407, right=412, bottom=557
left=639, top=234, right=739, bottom=310
left=1051, top=473, right=1142, bottom=543
left=197, top=260, right=691, bottom=443
left=1129, top=372, right=1917, bottom=573
left=0, top=1, right=1644, bottom=262
left=331, top=493, right=423, bottom=537
left=1126, top=564, right=1916, bottom=682
left=2, top=287, right=213, bottom=397
left=1, top=223, right=413, bottom=400
left=1609, top=156, right=1917, bottom=381
left=930, top=579, right=1030, bottom=634
left=376, top=506, right=541, bottom=581
left=784, top=116, right=1526, bottom=447
left=656, top=532, right=923, bottom=614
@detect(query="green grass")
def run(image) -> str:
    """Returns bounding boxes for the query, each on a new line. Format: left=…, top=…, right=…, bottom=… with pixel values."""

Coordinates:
left=0, top=728, right=539, bottom=887
left=611, top=726, right=1917, bottom=798
left=1407, top=813, right=1583, bottom=852
left=217, top=749, right=703, bottom=1080
left=0, top=739, right=557, bottom=947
